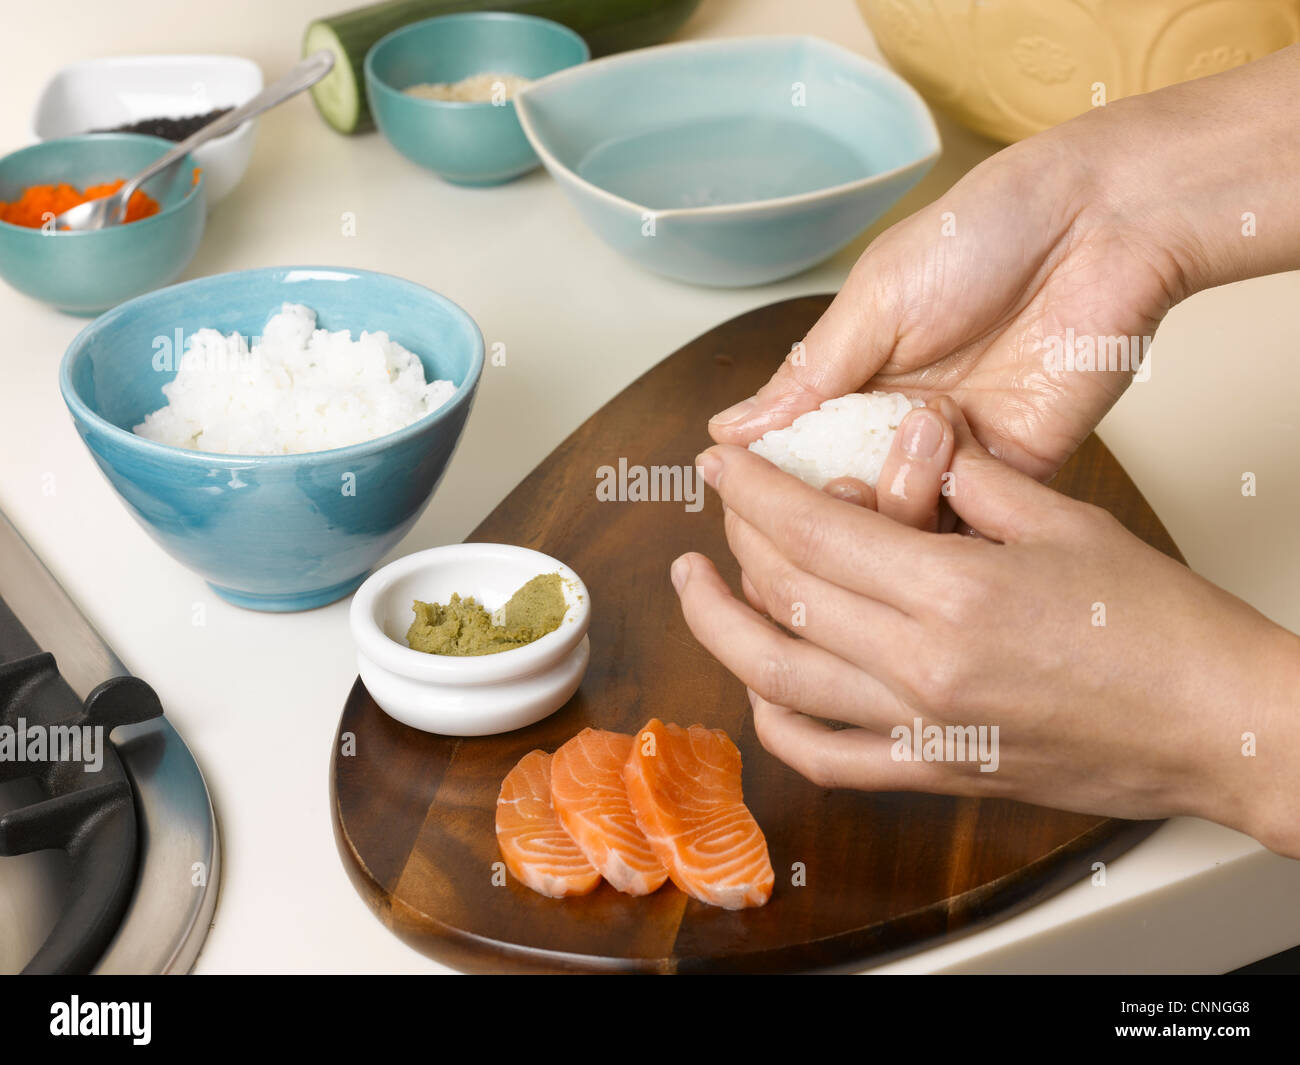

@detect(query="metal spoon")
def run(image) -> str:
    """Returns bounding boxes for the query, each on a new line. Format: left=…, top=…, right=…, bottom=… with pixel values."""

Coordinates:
left=54, top=50, right=335, bottom=232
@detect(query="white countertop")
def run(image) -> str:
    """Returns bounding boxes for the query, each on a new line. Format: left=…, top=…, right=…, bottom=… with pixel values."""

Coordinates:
left=2, top=0, right=1298, bottom=974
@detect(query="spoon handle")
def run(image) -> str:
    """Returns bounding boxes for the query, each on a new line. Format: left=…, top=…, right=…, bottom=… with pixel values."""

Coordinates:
left=118, top=51, right=336, bottom=206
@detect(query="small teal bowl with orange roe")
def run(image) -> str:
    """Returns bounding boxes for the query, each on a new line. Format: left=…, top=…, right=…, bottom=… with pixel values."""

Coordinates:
left=0, top=134, right=204, bottom=315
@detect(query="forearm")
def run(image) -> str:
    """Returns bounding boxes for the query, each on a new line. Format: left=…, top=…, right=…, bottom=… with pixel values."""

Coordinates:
left=1058, top=43, right=1300, bottom=300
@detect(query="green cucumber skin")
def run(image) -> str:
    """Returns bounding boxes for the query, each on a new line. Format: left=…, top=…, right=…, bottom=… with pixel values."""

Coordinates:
left=305, top=0, right=703, bottom=134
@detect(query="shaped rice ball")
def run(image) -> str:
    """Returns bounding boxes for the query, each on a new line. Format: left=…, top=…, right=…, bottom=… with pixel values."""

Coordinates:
left=747, top=391, right=924, bottom=490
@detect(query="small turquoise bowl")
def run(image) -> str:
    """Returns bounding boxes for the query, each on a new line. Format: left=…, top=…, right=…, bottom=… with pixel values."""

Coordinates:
left=0, top=134, right=204, bottom=315
left=515, top=36, right=942, bottom=286
left=365, top=12, right=590, bottom=186
left=59, top=266, right=485, bottom=612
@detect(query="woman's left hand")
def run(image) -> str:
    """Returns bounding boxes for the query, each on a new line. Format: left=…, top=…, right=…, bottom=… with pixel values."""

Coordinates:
left=672, top=397, right=1300, bottom=858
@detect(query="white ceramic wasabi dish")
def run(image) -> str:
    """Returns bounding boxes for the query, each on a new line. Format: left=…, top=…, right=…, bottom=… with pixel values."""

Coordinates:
left=514, top=35, right=942, bottom=287
left=349, top=544, right=591, bottom=737
left=31, top=54, right=263, bottom=205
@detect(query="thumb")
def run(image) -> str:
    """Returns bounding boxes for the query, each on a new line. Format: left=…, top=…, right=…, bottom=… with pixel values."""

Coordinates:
left=708, top=263, right=901, bottom=445
left=932, top=396, right=1055, bottom=543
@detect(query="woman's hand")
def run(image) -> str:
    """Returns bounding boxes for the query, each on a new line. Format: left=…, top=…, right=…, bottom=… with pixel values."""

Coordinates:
left=708, top=132, right=1176, bottom=482
left=674, top=398, right=1300, bottom=858
left=709, top=46, right=1300, bottom=482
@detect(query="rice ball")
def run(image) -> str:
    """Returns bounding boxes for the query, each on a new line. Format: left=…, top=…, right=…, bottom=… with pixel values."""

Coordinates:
left=747, top=391, right=924, bottom=489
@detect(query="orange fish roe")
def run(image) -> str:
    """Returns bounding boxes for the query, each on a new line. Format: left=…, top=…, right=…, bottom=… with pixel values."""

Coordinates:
left=0, top=180, right=161, bottom=228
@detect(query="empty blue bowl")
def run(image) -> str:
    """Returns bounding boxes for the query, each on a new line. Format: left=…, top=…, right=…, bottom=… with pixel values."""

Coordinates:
left=0, top=134, right=205, bottom=314
left=515, top=36, right=942, bottom=286
left=365, top=12, right=590, bottom=186
left=59, top=266, right=484, bottom=611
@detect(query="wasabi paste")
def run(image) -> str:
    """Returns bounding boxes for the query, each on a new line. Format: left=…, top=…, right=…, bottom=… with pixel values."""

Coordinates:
left=406, top=573, right=567, bottom=656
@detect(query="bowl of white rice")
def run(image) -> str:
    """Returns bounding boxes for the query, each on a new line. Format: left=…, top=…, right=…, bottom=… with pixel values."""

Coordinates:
left=59, top=265, right=485, bottom=612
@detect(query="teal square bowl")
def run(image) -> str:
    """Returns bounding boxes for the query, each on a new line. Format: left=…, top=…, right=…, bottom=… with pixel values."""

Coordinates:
left=365, top=12, right=590, bottom=186
left=0, top=134, right=205, bottom=315
left=59, top=266, right=485, bottom=611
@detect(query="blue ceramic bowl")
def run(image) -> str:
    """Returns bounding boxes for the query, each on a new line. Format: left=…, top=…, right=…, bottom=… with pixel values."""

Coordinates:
left=515, top=36, right=942, bottom=286
left=365, top=12, right=590, bottom=186
left=59, top=266, right=485, bottom=612
left=0, top=134, right=205, bottom=315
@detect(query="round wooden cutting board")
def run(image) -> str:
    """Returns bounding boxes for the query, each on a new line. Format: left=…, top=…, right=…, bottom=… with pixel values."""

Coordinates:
left=331, top=295, right=1176, bottom=973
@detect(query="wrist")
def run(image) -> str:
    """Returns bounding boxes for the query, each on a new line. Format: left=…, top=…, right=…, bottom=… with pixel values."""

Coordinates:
left=1208, top=626, right=1300, bottom=859
left=1056, top=44, right=1300, bottom=300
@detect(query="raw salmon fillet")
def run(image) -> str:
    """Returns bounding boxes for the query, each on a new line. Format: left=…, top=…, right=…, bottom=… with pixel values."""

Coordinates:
left=623, top=719, right=774, bottom=909
left=496, top=749, right=601, bottom=898
left=550, top=728, right=669, bottom=896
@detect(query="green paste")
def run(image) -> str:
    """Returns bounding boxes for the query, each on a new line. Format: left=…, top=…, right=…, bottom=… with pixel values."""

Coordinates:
left=406, top=573, right=568, bottom=656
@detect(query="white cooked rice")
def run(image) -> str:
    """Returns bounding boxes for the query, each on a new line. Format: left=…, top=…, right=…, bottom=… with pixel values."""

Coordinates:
left=748, top=391, right=925, bottom=489
left=404, top=73, right=531, bottom=102
left=133, top=303, right=457, bottom=455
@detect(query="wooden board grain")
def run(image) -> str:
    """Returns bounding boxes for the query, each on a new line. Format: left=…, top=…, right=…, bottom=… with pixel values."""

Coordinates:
left=331, top=295, right=1176, bottom=973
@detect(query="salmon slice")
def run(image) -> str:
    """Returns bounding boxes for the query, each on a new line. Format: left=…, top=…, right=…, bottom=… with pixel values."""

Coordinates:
left=496, top=750, right=601, bottom=898
left=623, top=719, right=774, bottom=909
left=550, top=728, right=669, bottom=896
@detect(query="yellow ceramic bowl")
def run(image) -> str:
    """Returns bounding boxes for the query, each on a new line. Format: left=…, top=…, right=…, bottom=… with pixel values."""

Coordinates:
left=856, top=0, right=1300, bottom=142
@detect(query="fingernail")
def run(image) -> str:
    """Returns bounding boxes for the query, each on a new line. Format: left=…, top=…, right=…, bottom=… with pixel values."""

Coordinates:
left=709, top=397, right=756, bottom=426
left=824, top=479, right=870, bottom=507
left=902, top=409, right=943, bottom=459
left=931, top=395, right=964, bottom=429
left=695, top=450, right=722, bottom=488
left=670, top=555, right=691, bottom=591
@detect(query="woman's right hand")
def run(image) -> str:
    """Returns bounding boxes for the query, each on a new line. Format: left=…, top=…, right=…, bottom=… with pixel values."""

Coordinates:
left=709, top=45, right=1300, bottom=482
left=681, top=398, right=1300, bottom=858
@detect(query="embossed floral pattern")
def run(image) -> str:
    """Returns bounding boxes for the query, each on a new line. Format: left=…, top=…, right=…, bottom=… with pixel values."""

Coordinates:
left=877, top=0, right=924, bottom=46
left=1186, top=45, right=1252, bottom=78
left=1011, top=35, right=1077, bottom=84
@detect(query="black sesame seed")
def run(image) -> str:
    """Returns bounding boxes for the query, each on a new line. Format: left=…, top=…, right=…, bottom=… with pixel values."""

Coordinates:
left=93, top=107, right=236, bottom=141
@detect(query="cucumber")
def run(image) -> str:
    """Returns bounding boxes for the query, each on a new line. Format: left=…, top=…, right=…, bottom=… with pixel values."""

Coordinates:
left=304, top=0, right=702, bottom=134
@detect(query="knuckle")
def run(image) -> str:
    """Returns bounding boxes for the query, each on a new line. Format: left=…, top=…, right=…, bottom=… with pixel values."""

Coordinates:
left=930, top=558, right=989, bottom=627
left=752, top=649, right=801, bottom=708
left=783, top=502, right=829, bottom=568
left=1074, top=499, right=1121, bottom=532
left=768, top=564, right=806, bottom=623
left=910, top=646, right=967, bottom=712
left=802, top=748, right=841, bottom=791
left=931, top=581, right=972, bottom=627
left=1041, top=497, right=1115, bottom=540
